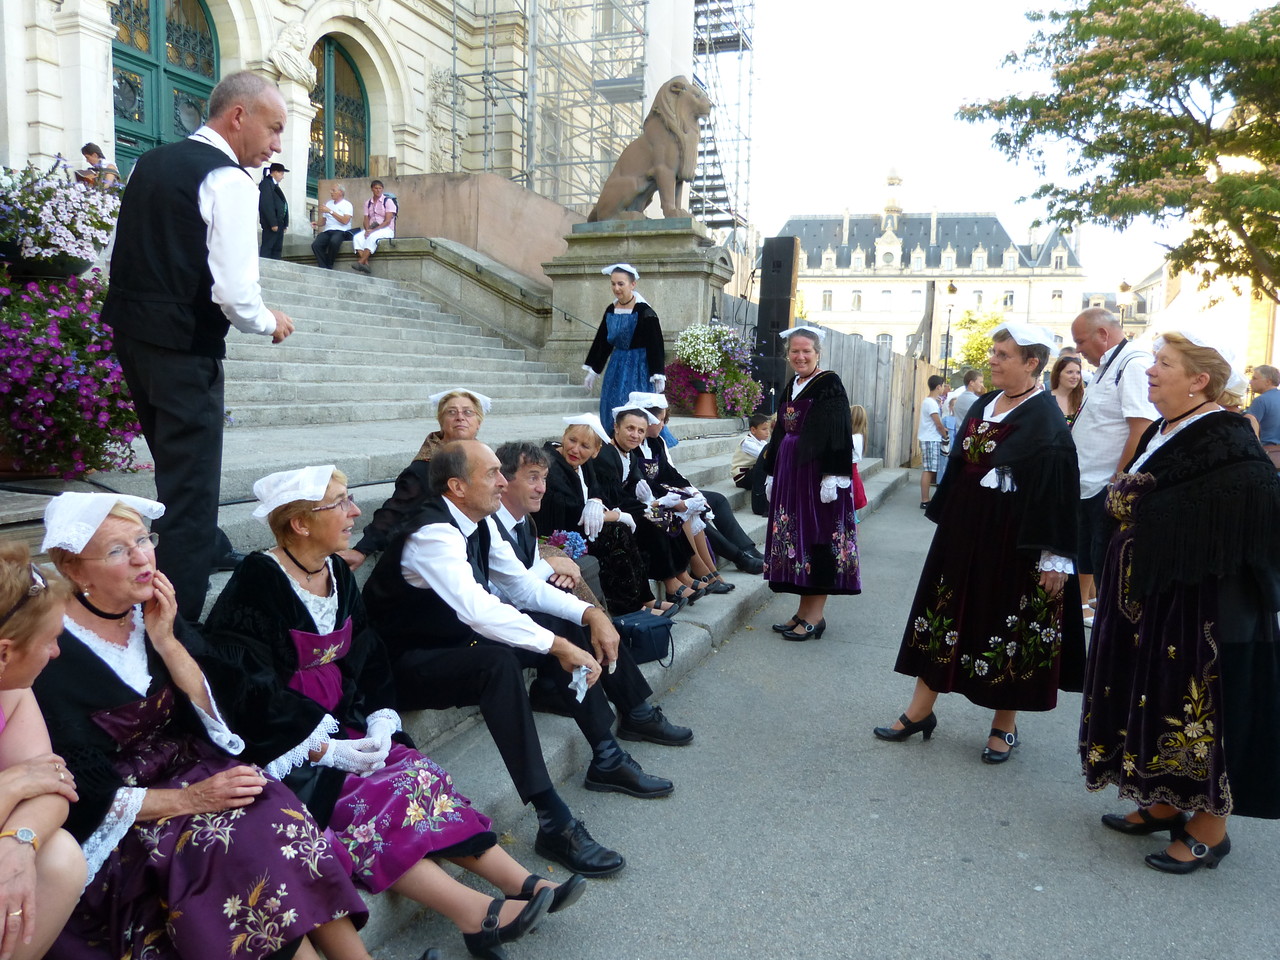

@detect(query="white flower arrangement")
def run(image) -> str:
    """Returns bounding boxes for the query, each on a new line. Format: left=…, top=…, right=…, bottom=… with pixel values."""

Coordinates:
left=0, top=162, right=120, bottom=262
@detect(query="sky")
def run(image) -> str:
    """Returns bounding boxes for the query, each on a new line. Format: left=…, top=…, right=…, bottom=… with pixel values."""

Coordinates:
left=744, top=0, right=1265, bottom=288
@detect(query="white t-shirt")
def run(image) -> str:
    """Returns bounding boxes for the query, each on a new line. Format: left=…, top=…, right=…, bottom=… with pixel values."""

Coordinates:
left=851, top=433, right=864, bottom=465
left=1073, top=341, right=1158, bottom=498
left=918, top=396, right=944, bottom=442
left=319, top=197, right=353, bottom=232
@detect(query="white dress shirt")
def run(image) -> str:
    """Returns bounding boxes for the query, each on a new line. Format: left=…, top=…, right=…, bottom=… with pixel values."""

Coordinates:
left=493, top=503, right=555, bottom=590
left=400, top=499, right=590, bottom=654
left=189, top=126, right=276, bottom=337
left=1073, top=341, right=1157, bottom=498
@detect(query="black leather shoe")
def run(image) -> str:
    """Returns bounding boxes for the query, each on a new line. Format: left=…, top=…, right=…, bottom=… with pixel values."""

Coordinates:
left=780, top=617, right=826, bottom=641
left=981, top=727, right=1019, bottom=764
left=618, top=705, right=694, bottom=746
left=534, top=819, right=625, bottom=877
left=1101, top=808, right=1190, bottom=837
left=872, top=712, right=938, bottom=742
left=771, top=615, right=801, bottom=633
left=701, top=577, right=735, bottom=594
left=1145, top=831, right=1231, bottom=874
left=527, top=678, right=572, bottom=717
left=584, top=753, right=674, bottom=798
left=510, top=873, right=587, bottom=914
left=211, top=549, right=247, bottom=572
left=735, top=553, right=764, bottom=574
left=461, top=888, right=552, bottom=959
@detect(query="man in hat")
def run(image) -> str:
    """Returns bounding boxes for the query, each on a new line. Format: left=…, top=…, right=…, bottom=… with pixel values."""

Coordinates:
left=258, top=161, right=289, bottom=259
left=101, top=70, right=295, bottom=624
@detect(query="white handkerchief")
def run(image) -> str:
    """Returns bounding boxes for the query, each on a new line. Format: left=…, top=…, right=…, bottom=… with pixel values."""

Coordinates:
left=569, top=665, right=591, bottom=703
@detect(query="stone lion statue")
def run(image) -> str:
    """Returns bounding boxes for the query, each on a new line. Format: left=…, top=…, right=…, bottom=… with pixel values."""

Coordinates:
left=587, top=76, right=713, bottom=223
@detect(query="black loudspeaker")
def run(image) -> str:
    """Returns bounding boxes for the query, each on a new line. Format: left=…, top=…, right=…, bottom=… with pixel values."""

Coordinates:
left=760, top=236, right=800, bottom=301
left=755, top=237, right=801, bottom=412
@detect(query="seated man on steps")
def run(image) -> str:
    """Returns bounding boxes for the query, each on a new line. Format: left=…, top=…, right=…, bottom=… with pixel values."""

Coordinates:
left=493, top=440, right=694, bottom=744
left=362, top=440, right=676, bottom=878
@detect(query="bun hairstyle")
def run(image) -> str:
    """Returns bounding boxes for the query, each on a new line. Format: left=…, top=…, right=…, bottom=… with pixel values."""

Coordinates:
left=1158, top=332, right=1231, bottom=400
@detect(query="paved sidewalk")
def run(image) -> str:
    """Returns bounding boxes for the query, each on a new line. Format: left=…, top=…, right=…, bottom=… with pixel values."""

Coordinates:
left=382, top=474, right=1278, bottom=960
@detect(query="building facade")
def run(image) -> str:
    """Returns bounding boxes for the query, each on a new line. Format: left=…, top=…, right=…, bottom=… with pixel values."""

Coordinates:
left=780, top=177, right=1087, bottom=364
left=0, top=0, right=694, bottom=231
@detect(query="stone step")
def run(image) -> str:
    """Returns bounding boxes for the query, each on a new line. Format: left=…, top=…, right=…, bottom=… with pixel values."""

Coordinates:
left=224, top=379, right=588, bottom=405
left=221, top=396, right=604, bottom=428
left=258, top=258, right=412, bottom=294
left=262, top=276, right=442, bottom=313
left=222, top=358, right=562, bottom=384
left=225, top=337, right=526, bottom=365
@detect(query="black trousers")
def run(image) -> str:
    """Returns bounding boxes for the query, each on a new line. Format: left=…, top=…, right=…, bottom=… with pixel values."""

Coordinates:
left=259, top=226, right=283, bottom=259
left=527, top=610, right=653, bottom=714
left=114, top=335, right=224, bottom=623
left=311, top=230, right=348, bottom=269
left=392, top=616, right=617, bottom=804
left=701, top=489, right=756, bottom=562
left=1077, top=489, right=1110, bottom=576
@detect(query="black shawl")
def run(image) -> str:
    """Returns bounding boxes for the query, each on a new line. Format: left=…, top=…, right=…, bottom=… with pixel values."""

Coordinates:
left=199, top=552, right=410, bottom=824
left=929, top=389, right=1080, bottom=559
left=353, top=458, right=431, bottom=557
left=1125, top=412, right=1280, bottom=604
left=761, top=370, right=853, bottom=478
left=32, top=617, right=216, bottom=842
left=635, top=438, right=692, bottom=497
left=584, top=301, right=665, bottom=377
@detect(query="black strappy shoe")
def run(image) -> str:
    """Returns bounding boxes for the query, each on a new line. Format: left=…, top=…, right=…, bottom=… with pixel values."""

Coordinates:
left=779, top=618, right=826, bottom=641
left=508, top=873, right=587, bottom=914
left=461, top=887, right=553, bottom=959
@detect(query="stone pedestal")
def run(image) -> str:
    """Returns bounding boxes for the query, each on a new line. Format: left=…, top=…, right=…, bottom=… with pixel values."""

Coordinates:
left=541, top=218, right=735, bottom=378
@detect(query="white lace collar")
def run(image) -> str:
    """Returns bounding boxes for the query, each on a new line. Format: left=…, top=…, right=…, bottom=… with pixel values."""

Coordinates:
left=63, top=608, right=151, bottom=695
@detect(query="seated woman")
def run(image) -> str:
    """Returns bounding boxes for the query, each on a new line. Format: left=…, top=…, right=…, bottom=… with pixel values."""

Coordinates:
left=540, top=415, right=671, bottom=617
left=342, top=388, right=492, bottom=569
left=201, top=467, right=583, bottom=960
left=0, top=544, right=86, bottom=960
left=597, top=405, right=706, bottom=606
left=35, top=492, right=396, bottom=960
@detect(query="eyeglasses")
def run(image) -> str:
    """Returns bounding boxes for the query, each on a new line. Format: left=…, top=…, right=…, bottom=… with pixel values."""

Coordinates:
left=80, top=532, right=160, bottom=564
left=0, top=564, right=48, bottom=631
left=442, top=407, right=479, bottom=420
left=311, top=493, right=357, bottom=513
left=988, top=347, right=1021, bottom=362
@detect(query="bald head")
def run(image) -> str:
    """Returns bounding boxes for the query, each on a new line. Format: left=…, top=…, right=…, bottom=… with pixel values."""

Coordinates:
left=205, top=71, right=287, bottom=168
left=1071, top=307, right=1125, bottom=366
left=431, top=440, right=506, bottom=520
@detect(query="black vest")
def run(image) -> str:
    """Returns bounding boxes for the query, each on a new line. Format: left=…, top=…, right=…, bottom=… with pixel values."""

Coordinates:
left=101, top=138, right=247, bottom=358
left=496, top=513, right=538, bottom=569
left=362, top=498, right=492, bottom=661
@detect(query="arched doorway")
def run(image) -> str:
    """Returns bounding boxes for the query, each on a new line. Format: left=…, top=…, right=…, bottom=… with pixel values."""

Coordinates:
left=110, top=0, right=218, bottom=173
left=307, top=37, right=369, bottom=196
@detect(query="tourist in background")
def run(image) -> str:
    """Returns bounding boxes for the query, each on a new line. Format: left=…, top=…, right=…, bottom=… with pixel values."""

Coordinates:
left=351, top=179, right=396, bottom=274
left=951, top=369, right=985, bottom=424
left=1248, top=364, right=1280, bottom=469
left=876, top=323, right=1084, bottom=763
left=312, top=183, right=354, bottom=269
left=917, top=375, right=949, bottom=508
left=258, top=161, right=289, bottom=259
left=1050, top=354, right=1085, bottom=424
left=582, top=264, right=666, bottom=429
left=761, top=326, right=859, bottom=641
left=1081, top=330, right=1280, bottom=873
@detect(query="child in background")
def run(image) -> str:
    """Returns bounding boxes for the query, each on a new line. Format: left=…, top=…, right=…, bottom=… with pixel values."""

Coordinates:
left=732, top=414, right=773, bottom=517
left=850, top=404, right=869, bottom=519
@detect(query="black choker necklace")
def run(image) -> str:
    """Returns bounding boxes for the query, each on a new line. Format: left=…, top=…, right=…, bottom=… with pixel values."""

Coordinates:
left=1163, top=399, right=1211, bottom=427
left=75, top=592, right=132, bottom=621
left=282, top=545, right=326, bottom=583
left=1003, top=384, right=1038, bottom=401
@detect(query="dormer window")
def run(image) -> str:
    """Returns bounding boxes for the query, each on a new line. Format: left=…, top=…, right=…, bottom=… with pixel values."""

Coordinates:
left=911, top=252, right=924, bottom=271
left=942, top=253, right=955, bottom=271
left=822, top=247, right=837, bottom=271
left=1003, top=247, right=1019, bottom=271
left=972, top=249, right=987, bottom=271
left=852, top=249, right=866, bottom=270
left=1053, top=253, right=1065, bottom=270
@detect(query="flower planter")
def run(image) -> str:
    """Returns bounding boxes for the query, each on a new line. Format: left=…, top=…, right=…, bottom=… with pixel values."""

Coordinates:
left=0, top=241, right=92, bottom=282
left=693, top=391, right=718, bottom=418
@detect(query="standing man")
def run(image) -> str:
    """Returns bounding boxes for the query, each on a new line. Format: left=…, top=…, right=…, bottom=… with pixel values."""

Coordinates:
left=951, top=368, right=985, bottom=424
left=350, top=179, right=396, bottom=274
left=1069, top=307, right=1157, bottom=617
left=102, top=70, right=295, bottom=623
left=311, top=183, right=353, bottom=269
left=257, top=161, right=289, bottom=258
left=917, top=375, right=949, bottom=509
left=1248, top=364, right=1280, bottom=469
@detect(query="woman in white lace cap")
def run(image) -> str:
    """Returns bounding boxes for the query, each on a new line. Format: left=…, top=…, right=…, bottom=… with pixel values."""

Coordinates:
left=201, top=466, right=582, bottom=960
left=33, top=492, right=415, bottom=960
left=874, top=322, right=1086, bottom=764
left=0, top=542, right=85, bottom=960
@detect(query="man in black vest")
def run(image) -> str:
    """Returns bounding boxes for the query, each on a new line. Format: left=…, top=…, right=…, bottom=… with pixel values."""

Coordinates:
left=258, top=161, right=289, bottom=258
left=102, top=70, right=296, bottom=623
left=363, top=440, right=677, bottom=877
left=493, top=441, right=694, bottom=744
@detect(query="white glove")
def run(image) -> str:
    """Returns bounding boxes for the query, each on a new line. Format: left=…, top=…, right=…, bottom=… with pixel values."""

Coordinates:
left=650, top=374, right=667, bottom=392
left=615, top=510, right=636, bottom=533
left=583, top=369, right=598, bottom=392
left=656, top=492, right=683, bottom=508
left=366, top=710, right=400, bottom=752
left=685, top=493, right=708, bottom=514
left=579, top=498, right=605, bottom=540
left=315, top=737, right=388, bottom=776
left=765, top=476, right=773, bottom=502
left=634, top=479, right=654, bottom=505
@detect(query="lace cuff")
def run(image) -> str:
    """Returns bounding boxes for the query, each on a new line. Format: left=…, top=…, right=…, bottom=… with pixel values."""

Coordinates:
left=265, top=713, right=340, bottom=781
left=820, top=475, right=852, bottom=489
left=191, top=676, right=244, bottom=755
left=83, top=786, right=146, bottom=885
left=1039, top=551, right=1075, bottom=574
left=365, top=708, right=402, bottom=734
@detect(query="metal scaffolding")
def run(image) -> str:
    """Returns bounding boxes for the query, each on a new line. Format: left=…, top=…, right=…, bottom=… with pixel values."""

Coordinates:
left=448, top=0, right=752, bottom=222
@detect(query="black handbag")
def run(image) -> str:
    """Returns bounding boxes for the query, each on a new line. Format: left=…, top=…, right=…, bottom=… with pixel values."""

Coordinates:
left=612, top=610, right=674, bottom=666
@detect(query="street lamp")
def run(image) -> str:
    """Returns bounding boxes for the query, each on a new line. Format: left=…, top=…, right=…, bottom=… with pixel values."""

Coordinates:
left=943, top=281, right=958, bottom=379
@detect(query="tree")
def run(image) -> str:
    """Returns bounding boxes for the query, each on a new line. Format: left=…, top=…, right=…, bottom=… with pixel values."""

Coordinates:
left=953, top=309, right=1006, bottom=378
left=960, top=0, right=1280, bottom=302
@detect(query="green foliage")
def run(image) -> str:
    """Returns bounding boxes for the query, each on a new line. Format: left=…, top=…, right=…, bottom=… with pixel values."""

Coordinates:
left=960, top=0, right=1280, bottom=301
left=953, top=309, right=1006, bottom=376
